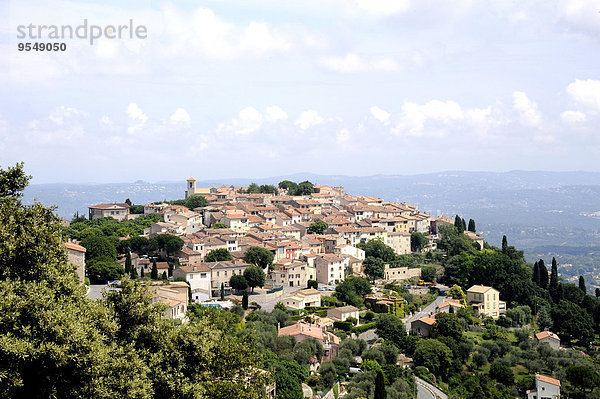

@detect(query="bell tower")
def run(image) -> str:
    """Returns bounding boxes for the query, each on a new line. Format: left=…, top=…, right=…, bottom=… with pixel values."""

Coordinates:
left=186, top=177, right=196, bottom=198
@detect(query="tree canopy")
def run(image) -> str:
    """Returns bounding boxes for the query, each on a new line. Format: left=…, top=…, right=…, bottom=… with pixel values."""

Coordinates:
left=243, top=246, right=274, bottom=269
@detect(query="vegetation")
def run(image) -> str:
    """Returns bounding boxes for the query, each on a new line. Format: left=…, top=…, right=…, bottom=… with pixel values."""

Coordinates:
left=205, top=248, right=233, bottom=262
left=243, top=246, right=275, bottom=270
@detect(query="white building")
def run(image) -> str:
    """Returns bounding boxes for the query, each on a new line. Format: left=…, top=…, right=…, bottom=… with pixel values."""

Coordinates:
left=527, top=374, right=560, bottom=399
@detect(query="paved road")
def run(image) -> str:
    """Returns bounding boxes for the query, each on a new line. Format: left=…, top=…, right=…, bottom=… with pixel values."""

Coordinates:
left=405, top=296, right=445, bottom=332
left=88, top=284, right=108, bottom=300
left=301, top=383, right=313, bottom=398
left=415, top=377, right=448, bottom=399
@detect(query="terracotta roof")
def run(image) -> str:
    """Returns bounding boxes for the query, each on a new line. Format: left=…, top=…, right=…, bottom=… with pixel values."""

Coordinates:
left=88, top=203, right=130, bottom=210
left=417, top=317, right=436, bottom=326
left=467, top=285, right=495, bottom=294
left=535, top=331, right=560, bottom=341
left=64, top=242, right=86, bottom=252
left=536, top=374, right=560, bottom=386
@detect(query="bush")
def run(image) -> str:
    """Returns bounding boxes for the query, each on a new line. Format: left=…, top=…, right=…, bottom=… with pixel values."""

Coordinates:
left=362, top=310, right=376, bottom=322
left=334, top=321, right=353, bottom=332
left=489, top=362, right=514, bottom=385
left=352, top=322, right=376, bottom=334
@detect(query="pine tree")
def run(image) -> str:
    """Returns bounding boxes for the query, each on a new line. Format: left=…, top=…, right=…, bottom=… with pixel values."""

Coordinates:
left=161, top=271, right=167, bottom=280
left=125, top=253, right=132, bottom=274
left=532, top=261, right=540, bottom=286
left=151, top=260, right=158, bottom=280
left=538, top=259, right=548, bottom=289
left=242, top=292, right=249, bottom=310
left=467, top=219, right=476, bottom=232
left=220, top=283, right=225, bottom=300
left=130, top=267, right=138, bottom=279
left=501, top=235, right=508, bottom=251
left=579, top=275, right=587, bottom=294
left=549, top=257, right=559, bottom=303
left=374, top=369, right=386, bottom=399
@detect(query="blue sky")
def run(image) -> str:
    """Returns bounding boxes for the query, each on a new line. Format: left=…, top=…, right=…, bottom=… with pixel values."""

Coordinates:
left=1, top=0, right=600, bottom=183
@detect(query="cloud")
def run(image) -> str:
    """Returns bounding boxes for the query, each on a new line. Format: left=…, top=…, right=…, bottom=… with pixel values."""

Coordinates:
left=354, top=0, right=411, bottom=17
left=393, top=100, right=464, bottom=136
left=265, top=106, right=288, bottom=122
left=370, top=106, right=391, bottom=125
left=127, top=103, right=148, bottom=133
left=170, top=108, right=191, bottom=124
left=48, top=106, right=88, bottom=126
left=560, top=110, right=587, bottom=125
left=218, top=106, right=263, bottom=135
left=295, top=110, right=325, bottom=130
left=566, top=79, right=600, bottom=112
left=513, top=91, right=542, bottom=127
left=558, top=0, right=600, bottom=35
left=337, top=128, right=351, bottom=143
left=318, top=53, right=399, bottom=73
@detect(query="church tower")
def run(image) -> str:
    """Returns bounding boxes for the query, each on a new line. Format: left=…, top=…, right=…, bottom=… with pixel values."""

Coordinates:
left=185, top=177, right=196, bottom=199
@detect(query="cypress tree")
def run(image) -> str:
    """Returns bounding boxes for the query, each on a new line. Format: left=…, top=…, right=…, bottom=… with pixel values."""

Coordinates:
left=242, top=292, right=249, bottom=310
left=161, top=271, right=167, bottom=280
left=467, top=219, right=476, bottom=232
left=374, top=369, right=386, bottom=399
left=140, top=268, right=145, bottom=278
left=454, top=215, right=462, bottom=231
left=125, top=253, right=132, bottom=274
left=549, top=257, right=559, bottom=303
left=461, top=217, right=467, bottom=232
left=579, top=275, right=587, bottom=294
left=501, top=235, right=508, bottom=251
left=596, top=288, right=600, bottom=298
left=532, top=261, right=540, bottom=286
left=538, top=259, right=548, bottom=289
left=130, top=267, right=138, bottom=279
left=220, top=282, right=225, bottom=300
left=151, top=260, right=158, bottom=280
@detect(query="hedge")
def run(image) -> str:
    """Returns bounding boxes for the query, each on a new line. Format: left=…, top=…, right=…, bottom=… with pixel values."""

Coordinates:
left=352, top=322, right=376, bottom=334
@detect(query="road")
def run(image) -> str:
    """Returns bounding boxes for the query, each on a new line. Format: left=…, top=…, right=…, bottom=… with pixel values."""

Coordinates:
left=405, top=296, right=444, bottom=332
left=415, top=376, right=448, bottom=399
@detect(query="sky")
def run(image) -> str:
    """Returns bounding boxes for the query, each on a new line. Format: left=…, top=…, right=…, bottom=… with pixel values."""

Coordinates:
left=1, top=0, right=600, bottom=183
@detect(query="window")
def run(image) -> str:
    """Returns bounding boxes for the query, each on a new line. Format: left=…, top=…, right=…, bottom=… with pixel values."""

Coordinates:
left=217, top=271, right=219, bottom=277
left=189, top=274, right=194, bottom=279
left=200, top=273, right=206, bottom=278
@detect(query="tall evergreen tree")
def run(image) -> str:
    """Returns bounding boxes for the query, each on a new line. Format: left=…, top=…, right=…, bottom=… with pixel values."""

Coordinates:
left=130, top=267, right=138, bottom=279
left=140, top=268, right=145, bottom=278
left=374, top=369, right=386, bottom=399
left=220, top=282, right=225, bottom=300
left=467, top=219, right=476, bottom=232
left=532, top=261, right=540, bottom=287
left=242, top=292, right=249, bottom=310
left=461, top=217, right=467, bottom=232
left=549, top=257, right=560, bottom=303
left=579, top=275, right=587, bottom=294
left=454, top=215, right=464, bottom=232
left=538, top=259, right=548, bottom=289
left=501, top=235, right=508, bottom=251
left=596, top=288, right=600, bottom=298
left=125, top=253, right=132, bottom=274
left=151, top=260, right=158, bottom=280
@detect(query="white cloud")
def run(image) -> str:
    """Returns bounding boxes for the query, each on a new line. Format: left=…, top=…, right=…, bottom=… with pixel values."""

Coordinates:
left=170, top=108, right=191, bottom=124
left=318, top=53, right=399, bottom=73
left=265, top=106, right=288, bottom=122
left=534, top=135, right=555, bottom=143
left=337, top=128, right=351, bottom=143
left=513, top=91, right=542, bottom=127
left=100, top=116, right=116, bottom=130
left=560, top=110, right=587, bottom=125
left=566, top=79, right=600, bottom=112
left=295, top=110, right=325, bottom=130
left=370, top=106, right=391, bottom=125
left=48, top=106, right=88, bottom=126
left=559, top=0, right=600, bottom=35
left=393, top=100, right=464, bottom=136
left=354, top=0, right=411, bottom=17
left=127, top=103, right=148, bottom=133
left=218, top=106, right=264, bottom=135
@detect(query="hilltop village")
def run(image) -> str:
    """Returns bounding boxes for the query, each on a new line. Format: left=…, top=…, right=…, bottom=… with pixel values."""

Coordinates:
left=55, top=177, right=600, bottom=398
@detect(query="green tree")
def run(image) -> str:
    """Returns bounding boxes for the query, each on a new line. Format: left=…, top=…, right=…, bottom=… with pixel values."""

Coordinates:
left=183, top=195, right=208, bottom=209
left=161, top=271, right=167, bottom=280
left=153, top=234, right=184, bottom=255
left=242, top=292, right=249, bottom=310
left=308, top=220, right=328, bottom=234
left=579, top=275, right=587, bottom=294
left=549, top=257, right=560, bottom=303
left=489, top=362, right=514, bottom=386
left=566, top=366, right=600, bottom=393
left=411, top=232, right=428, bottom=252
left=151, top=260, right=158, bottom=280
left=220, top=282, right=225, bottom=300
left=278, top=180, right=299, bottom=195
left=363, top=256, right=385, bottom=283
left=317, top=361, right=338, bottom=388
left=454, top=215, right=465, bottom=233
left=307, top=279, right=318, bottom=289
left=125, top=252, right=132, bottom=274
left=244, top=266, right=266, bottom=292
left=467, top=219, right=476, bottom=232
left=359, top=239, right=396, bottom=262
left=532, top=261, right=540, bottom=287
left=375, top=314, right=407, bottom=348
left=230, top=274, right=248, bottom=292
left=421, top=265, right=436, bottom=282
left=447, top=284, right=466, bottom=305
left=206, top=248, right=233, bottom=262
left=537, top=306, right=553, bottom=330
left=551, top=300, right=594, bottom=344
left=297, top=181, right=315, bottom=195
left=243, top=246, right=275, bottom=270
left=212, top=222, right=229, bottom=229
left=87, top=259, right=125, bottom=283
left=431, top=312, right=463, bottom=340
left=374, top=369, right=386, bottom=399
left=538, top=259, right=548, bottom=289
left=335, top=277, right=371, bottom=307
left=501, top=235, right=508, bottom=251
left=81, top=235, right=117, bottom=262
left=413, top=339, right=453, bottom=379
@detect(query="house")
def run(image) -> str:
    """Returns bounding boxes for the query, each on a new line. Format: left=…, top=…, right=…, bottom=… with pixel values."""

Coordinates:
left=464, top=231, right=485, bottom=250
left=185, top=177, right=211, bottom=199
left=88, top=203, right=130, bottom=221
left=173, top=265, right=212, bottom=302
left=281, top=288, right=321, bottom=310
left=467, top=285, right=506, bottom=318
left=64, top=241, right=86, bottom=285
left=149, top=282, right=189, bottom=321
left=278, top=322, right=340, bottom=361
left=436, top=298, right=464, bottom=313
left=204, top=260, right=252, bottom=297
left=397, top=354, right=413, bottom=369
left=327, top=306, right=360, bottom=323
left=386, top=231, right=411, bottom=254
left=174, top=246, right=203, bottom=267
left=535, top=331, right=561, bottom=350
left=527, top=374, right=560, bottom=399
left=314, top=254, right=346, bottom=285
left=364, top=293, right=405, bottom=316
left=411, top=316, right=436, bottom=337
left=334, top=244, right=365, bottom=260
left=269, top=259, right=316, bottom=288
left=383, top=265, right=421, bottom=282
